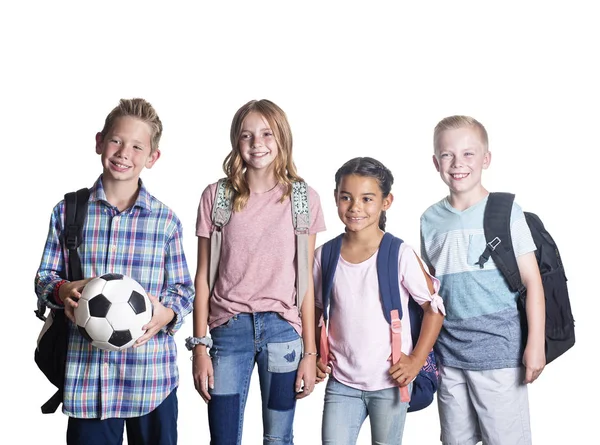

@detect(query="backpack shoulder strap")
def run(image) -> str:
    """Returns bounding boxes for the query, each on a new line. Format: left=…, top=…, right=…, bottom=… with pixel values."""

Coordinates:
left=377, top=232, right=404, bottom=323
left=291, top=181, right=310, bottom=314
left=376, top=232, right=410, bottom=403
left=478, top=192, right=525, bottom=295
left=209, top=179, right=233, bottom=294
left=320, top=234, right=344, bottom=322
left=64, top=188, right=89, bottom=282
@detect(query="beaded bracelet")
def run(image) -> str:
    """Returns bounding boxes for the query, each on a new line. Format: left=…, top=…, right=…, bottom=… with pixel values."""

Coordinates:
left=53, top=279, right=68, bottom=304
left=303, top=351, right=318, bottom=357
left=190, top=353, right=211, bottom=361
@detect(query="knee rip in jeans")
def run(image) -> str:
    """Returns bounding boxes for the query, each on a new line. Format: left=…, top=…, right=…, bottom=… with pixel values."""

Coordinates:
left=264, top=433, right=293, bottom=443
left=267, top=338, right=302, bottom=411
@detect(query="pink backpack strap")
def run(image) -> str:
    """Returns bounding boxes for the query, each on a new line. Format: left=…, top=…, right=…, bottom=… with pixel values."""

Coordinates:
left=319, top=314, right=330, bottom=367
left=391, top=309, right=410, bottom=403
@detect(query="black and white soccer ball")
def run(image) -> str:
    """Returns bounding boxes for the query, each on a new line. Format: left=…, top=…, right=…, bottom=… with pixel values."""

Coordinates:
left=75, top=273, right=152, bottom=351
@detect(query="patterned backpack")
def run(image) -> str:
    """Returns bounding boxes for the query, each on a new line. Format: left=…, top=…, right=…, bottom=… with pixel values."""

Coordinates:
left=319, top=232, right=438, bottom=412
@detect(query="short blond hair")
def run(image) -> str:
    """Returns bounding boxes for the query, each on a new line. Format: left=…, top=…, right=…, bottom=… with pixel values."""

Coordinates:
left=433, top=115, right=488, bottom=154
left=100, top=98, right=163, bottom=152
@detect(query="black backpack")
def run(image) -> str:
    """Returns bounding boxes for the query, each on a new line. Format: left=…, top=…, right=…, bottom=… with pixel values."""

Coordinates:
left=35, top=188, right=89, bottom=413
left=476, top=192, right=575, bottom=364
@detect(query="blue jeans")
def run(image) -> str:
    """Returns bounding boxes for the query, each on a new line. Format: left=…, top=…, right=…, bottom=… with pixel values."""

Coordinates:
left=322, top=378, right=410, bottom=445
left=208, top=312, right=302, bottom=445
left=66, top=388, right=177, bottom=445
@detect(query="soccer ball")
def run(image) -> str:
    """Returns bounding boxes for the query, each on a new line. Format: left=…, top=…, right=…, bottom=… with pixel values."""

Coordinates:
left=75, top=273, right=153, bottom=351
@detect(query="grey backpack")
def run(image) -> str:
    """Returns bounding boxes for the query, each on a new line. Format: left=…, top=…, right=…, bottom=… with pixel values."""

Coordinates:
left=209, top=179, right=310, bottom=314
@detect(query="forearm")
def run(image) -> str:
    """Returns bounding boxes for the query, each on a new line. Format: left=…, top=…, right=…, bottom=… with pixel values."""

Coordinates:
left=517, top=252, right=545, bottom=348
left=301, top=234, right=318, bottom=353
left=524, top=283, right=545, bottom=347
left=301, top=290, right=316, bottom=352
left=411, top=305, right=444, bottom=364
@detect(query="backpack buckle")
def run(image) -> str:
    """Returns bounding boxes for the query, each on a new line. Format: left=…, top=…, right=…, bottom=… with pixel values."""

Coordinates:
left=487, top=237, right=501, bottom=251
left=294, top=227, right=309, bottom=235
left=64, top=224, right=80, bottom=250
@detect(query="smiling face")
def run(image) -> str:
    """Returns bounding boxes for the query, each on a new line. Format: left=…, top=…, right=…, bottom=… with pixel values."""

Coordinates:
left=96, top=116, right=160, bottom=185
left=433, top=125, right=491, bottom=198
left=238, top=111, right=279, bottom=173
left=335, top=174, right=393, bottom=234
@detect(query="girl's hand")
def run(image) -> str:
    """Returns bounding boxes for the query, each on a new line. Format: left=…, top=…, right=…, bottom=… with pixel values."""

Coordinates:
left=389, top=353, right=423, bottom=387
left=192, top=352, right=214, bottom=403
left=134, top=294, right=175, bottom=347
left=295, top=355, right=317, bottom=399
left=316, top=360, right=331, bottom=384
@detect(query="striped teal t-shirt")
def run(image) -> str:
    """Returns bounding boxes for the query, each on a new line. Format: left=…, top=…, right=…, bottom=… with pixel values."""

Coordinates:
left=420, top=195, right=535, bottom=370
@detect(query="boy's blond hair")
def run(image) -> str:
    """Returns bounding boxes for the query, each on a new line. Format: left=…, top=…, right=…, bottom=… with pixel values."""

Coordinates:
left=100, top=98, right=163, bottom=152
left=223, top=99, right=303, bottom=212
left=433, top=115, right=489, bottom=154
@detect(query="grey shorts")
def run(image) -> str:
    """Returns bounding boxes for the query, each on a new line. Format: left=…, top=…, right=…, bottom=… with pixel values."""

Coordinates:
left=437, top=365, right=531, bottom=445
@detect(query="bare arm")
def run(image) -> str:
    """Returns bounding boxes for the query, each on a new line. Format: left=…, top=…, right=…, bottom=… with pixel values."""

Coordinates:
left=517, top=251, right=546, bottom=383
left=191, top=237, right=213, bottom=402
left=296, top=234, right=318, bottom=399
left=390, top=252, right=445, bottom=386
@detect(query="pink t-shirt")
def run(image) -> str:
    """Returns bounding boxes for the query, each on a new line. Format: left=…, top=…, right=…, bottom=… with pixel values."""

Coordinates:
left=197, top=181, right=326, bottom=334
left=314, top=242, right=445, bottom=391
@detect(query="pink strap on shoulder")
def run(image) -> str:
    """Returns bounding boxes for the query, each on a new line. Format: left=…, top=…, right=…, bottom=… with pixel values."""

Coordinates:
left=391, top=309, right=410, bottom=403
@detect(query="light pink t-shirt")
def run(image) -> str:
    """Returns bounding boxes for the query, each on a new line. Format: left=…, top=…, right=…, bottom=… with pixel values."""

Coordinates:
left=314, top=242, right=445, bottom=391
left=197, top=181, right=326, bottom=334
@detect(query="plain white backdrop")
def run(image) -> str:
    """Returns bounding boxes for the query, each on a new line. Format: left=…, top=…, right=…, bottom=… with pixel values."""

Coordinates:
left=1, top=1, right=596, bottom=443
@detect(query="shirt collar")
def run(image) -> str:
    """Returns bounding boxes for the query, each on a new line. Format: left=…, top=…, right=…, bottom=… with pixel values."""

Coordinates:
left=90, top=175, right=153, bottom=213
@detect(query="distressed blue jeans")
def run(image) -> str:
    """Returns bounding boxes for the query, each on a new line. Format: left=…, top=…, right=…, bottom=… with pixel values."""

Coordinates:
left=322, top=378, right=411, bottom=445
left=208, top=312, right=302, bottom=445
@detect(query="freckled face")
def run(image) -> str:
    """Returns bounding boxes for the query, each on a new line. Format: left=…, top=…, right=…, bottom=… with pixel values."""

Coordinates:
left=96, top=116, right=159, bottom=184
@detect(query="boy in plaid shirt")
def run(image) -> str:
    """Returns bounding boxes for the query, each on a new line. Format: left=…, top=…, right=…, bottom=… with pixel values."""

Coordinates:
left=35, top=98, right=194, bottom=445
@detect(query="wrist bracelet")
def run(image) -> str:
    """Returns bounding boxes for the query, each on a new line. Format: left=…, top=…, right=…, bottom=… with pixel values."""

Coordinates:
left=303, top=351, right=318, bottom=357
left=185, top=336, right=213, bottom=351
left=54, top=280, right=68, bottom=304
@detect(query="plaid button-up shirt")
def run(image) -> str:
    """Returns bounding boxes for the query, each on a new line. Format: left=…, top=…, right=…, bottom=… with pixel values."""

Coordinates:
left=35, top=176, right=194, bottom=419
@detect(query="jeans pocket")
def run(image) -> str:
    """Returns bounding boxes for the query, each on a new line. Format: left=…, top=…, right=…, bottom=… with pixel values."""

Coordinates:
left=267, top=338, right=302, bottom=373
left=467, top=234, right=487, bottom=266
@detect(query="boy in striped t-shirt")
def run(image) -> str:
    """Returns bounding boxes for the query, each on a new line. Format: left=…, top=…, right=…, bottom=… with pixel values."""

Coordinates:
left=420, top=116, right=545, bottom=445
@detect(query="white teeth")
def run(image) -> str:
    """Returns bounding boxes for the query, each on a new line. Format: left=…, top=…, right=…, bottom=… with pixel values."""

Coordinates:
left=113, top=162, right=130, bottom=168
left=452, top=173, right=468, bottom=179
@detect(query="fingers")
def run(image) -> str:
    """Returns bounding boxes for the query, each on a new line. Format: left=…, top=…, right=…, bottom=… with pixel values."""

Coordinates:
left=192, top=358, right=214, bottom=403
left=524, top=366, right=544, bottom=384
left=316, top=361, right=331, bottom=374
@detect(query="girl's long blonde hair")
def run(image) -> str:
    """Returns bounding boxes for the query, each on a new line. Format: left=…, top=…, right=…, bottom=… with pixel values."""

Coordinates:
left=223, top=99, right=303, bottom=212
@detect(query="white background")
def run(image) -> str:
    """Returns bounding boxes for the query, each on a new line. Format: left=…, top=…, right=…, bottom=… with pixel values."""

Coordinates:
left=1, top=1, right=596, bottom=443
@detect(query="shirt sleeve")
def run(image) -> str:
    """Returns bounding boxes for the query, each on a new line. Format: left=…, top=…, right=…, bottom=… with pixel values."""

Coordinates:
left=34, top=201, right=67, bottom=310
left=161, top=216, right=195, bottom=334
left=308, top=186, right=327, bottom=235
left=399, top=244, right=446, bottom=315
left=196, top=183, right=217, bottom=239
left=510, top=202, right=536, bottom=257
